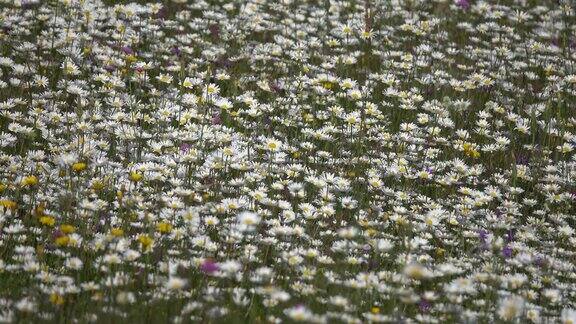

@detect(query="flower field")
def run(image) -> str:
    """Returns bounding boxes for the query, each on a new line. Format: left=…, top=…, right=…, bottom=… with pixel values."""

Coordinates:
left=0, top=0, right=575, bottom=322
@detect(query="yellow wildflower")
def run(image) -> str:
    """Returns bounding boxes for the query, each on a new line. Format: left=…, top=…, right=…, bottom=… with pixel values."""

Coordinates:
left=138, top=234, right=154, bottom=250
left=92, top=180, right=105, bottom=191
left=156, top=222, right=173, bottom=234
left=39, top=216, right=56, bottom=227
left=72, top=162, right=87, bottom=172
left=110, top=228, right=124, bottom=237
left=49, top=293, right=65, bottom=306
left=21, top=175, right=38, bottom=187
left=463, top=143, right=480, bottom=158
left=60, top=224, right=75, bottom=234
left=436, top=248, right=445, bottom=258
left=129, top=171, right=143, bottom=182
left=321, top=81, right=333, bottom=89
left=0, top=199, right=17, bottom=209
left=35, top=203, right=46, bottom=216
left=126, top=54, right=137, bottom=63
left=55, top=236, right=70, bottom=247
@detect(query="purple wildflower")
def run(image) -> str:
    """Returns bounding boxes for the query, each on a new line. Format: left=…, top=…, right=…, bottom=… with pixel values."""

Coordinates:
left=502, top=246, right=513, bottom=258
left=534, top=256, right=547, bottom=268
left=515, top=154, right=529, bottom=165
left=52, top=229, right=64, bottom=239
left=269, top=81, right=285, bottom=95
left=456, top=0, right=470, bottom=10
left=478, top=229, right=489, bottom=250
left=121, top=46, right=134, bottom=55
left=478, top=229, right=488, bottom=242
left=180, top=143, right=191, bottom=153
left=505, top=229, right=515, bottom=243
left=418, top=299, right=431, bottom=313
left=200, top=259, right=219, bottom=274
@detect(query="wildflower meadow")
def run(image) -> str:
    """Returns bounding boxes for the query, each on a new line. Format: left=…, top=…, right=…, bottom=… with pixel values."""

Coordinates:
left=0, top=0, right=575, bottom=322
